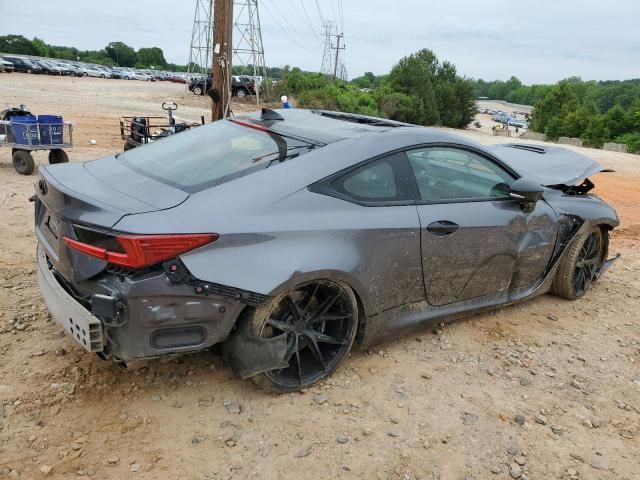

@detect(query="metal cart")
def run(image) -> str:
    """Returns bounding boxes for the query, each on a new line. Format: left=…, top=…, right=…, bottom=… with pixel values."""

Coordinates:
left=120, top=102, right=204, bottom=151
left=0, top=106, right=73, bottom=175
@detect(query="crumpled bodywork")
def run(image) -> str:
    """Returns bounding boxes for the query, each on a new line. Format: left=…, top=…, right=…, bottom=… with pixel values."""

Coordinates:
left=488, top=144, right=613, bottom=186
left=34, top=109, right=622, bottom=375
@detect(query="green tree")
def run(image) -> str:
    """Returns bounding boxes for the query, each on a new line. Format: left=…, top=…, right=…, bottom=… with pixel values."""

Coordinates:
left=387, top=49, right=475, bottom=127
left=31, top=37, right=50, bottom=57
left=137, top=47, right=167, bottom=67
left=0, top=35, right=37, bottom=55
left=530, top=80, right=581, bottom=133
left=105, top=42, right=137, bottom=67
left=379, top=91, right=427, bottom=124
left=582, top=115, right=610, bottom=148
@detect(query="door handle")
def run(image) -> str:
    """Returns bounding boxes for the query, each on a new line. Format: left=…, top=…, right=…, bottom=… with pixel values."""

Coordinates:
left=426, top=220, right=460, bottom=236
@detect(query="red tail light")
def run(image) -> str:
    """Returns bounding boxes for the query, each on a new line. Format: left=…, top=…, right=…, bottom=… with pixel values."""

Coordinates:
left=64, top=233, right=218, bottom=269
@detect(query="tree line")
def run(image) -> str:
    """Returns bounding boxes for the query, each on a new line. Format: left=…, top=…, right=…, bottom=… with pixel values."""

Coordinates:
left=278, top=49, right=477, bottom=129
left=473, top=76, right=640, bottom=152
left=0, top=35, right=182, bottom=71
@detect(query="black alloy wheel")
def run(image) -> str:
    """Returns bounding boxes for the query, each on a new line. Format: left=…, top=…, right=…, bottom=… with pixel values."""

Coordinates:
left=573, top=231, right=602, bottom=296
left=255, top=281, right=357, bottom=390
left=552, top=227, right=606, bottom=300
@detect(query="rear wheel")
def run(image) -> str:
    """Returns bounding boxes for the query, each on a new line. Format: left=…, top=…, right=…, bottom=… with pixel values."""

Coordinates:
left=193, top=86, right=203, bottom=95
left=552, top=227, right=606, bottom=300
left=48, top=149, right=69, bottom=164
left=12, top=150, right=35, bottom=175
left=250, top=280, right=358, bottom=392
left=26, top=68, right=32, bottom=74
left=236, top=88, right=247, bottom=98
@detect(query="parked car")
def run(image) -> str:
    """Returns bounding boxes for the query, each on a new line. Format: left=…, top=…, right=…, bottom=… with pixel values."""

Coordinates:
left=2, top=56, right=42, bottom=74
left=232, top=75, right=256, bottom=97
left=34, top=60, right=63, bottom=75
left=508, top=118, right=528, bottom=129
left=121, top=70, right=153, bottom=81
left=0, top=57, right=14, bottom=72
left=34, top=109, right=619, bottom=392
left=49, top=61, right=74, bottom=76
left=82, top=66, right=111, bottom=78
left=109, top=68, right=124, bottom=79
left=56, top=61, right=83, bottom=77
left=188, top=75, right=210, bottom=95
left=167, top=74, right=187, bottom=84
left=188, top=75, right=256, bottom=96
left=492, top=112, right=513, bottom=124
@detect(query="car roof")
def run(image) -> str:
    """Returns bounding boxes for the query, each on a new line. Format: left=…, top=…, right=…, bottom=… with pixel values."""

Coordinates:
left=235, top=108, right=479, bottom=147
left=235, top=109, right=418, bottom=144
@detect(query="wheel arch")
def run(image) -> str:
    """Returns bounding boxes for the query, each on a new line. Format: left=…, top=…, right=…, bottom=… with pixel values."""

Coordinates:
left=264, top=269, right=371, bottom=320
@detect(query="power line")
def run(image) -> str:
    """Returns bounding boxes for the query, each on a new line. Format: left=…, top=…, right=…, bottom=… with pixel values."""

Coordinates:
left=330, top=1, right=339, bottom=29
left=313, top=0, right=325, bottom=25
left=298, top=0, right=322, bottom=45
left=262, top=0, right=309, bottom=49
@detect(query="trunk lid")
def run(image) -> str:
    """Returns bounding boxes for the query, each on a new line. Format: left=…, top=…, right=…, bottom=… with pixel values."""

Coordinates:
left=35, top=159, right=189, bottom=283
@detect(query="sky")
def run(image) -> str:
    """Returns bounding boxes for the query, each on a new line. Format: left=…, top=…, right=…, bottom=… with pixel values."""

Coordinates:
left=0, top=0, right=638, bottom=84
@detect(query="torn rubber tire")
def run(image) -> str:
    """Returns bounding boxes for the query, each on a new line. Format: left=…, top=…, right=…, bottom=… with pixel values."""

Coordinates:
left=12, top=150, right=35, bottom=175
left=552, top=227, right=606, bottom=300
left=248, top=280, right=358, bottom=393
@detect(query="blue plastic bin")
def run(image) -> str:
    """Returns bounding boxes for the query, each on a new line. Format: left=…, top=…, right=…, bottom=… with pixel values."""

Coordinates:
left=38, top=115, right=64, bottom=145
left=10, top=115, right=39, bottom=146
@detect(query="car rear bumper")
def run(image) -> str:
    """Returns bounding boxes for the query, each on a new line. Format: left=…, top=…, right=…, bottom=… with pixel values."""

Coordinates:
left=37, top=243, right=249, bottom=363
left=37, top=245, right=104, bottom=352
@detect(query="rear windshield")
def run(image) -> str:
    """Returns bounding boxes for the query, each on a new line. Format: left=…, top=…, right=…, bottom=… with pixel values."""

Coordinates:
left=118, top=119, right=314, bottom=192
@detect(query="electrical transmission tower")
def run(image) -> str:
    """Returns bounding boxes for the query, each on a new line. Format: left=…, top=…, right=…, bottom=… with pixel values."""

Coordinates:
left=187, top=0, right=213, bottom=77
left=320, top=21, right=336, bottom=76
left=233, top=1, right=267, bottom=83
left=320, top=21, right=346, bottom=80
left=186, top=0, right=268, bottom=101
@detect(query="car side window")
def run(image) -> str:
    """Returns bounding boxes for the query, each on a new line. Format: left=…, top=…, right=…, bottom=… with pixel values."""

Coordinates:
left=331, top=153, right=415, bottom=204
left=406, top=147, right=514, bottom=202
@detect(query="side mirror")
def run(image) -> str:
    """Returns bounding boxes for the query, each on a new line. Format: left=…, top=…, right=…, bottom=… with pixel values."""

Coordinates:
left=509, top=178, right=544, bottom=207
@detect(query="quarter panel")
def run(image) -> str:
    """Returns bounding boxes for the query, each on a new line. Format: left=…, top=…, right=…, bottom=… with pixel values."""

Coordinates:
left=179, top=190, right=424, bottom=316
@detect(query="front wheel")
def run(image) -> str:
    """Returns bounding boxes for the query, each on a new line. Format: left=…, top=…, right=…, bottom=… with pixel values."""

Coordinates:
left=192, top=86, right=203, bottom=95
left=552, top=227, right=606, bottom=300
left=249, top=280, right=358, bottom=392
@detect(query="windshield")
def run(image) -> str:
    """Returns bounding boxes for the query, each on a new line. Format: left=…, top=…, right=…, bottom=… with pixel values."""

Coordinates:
left=117, top=119, right=315, bottom=192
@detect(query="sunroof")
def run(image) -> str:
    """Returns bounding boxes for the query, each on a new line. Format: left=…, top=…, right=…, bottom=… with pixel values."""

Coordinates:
left=312, top=110, right=412, bottom=128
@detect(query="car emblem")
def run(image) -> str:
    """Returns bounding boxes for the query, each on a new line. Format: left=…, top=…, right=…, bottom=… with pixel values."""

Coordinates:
left=38, top=179, right=48, bottom=195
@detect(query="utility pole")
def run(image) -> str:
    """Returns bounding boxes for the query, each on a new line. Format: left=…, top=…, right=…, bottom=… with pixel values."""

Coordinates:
left=212, top=0, right=233, bottom=121
left=332, top=33, right=344, bottom=81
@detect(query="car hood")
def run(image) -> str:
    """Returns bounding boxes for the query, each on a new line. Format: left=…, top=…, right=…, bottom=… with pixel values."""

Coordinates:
left=489, top=144, right=613, bottom=186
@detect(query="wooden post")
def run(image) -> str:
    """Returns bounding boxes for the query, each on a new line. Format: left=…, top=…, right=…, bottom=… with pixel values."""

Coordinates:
left=212, top=0, right=233, bottom=121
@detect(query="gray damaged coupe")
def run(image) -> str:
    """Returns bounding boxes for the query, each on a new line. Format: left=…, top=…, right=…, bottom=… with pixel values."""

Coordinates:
left=35, top=109, right=619, bottom=391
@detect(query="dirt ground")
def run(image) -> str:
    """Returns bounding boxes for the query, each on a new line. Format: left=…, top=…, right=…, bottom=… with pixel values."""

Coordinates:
left=0, top=74, right=639, bottom=480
